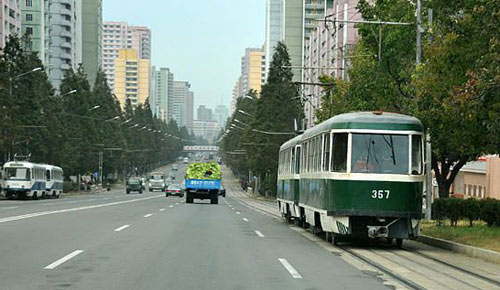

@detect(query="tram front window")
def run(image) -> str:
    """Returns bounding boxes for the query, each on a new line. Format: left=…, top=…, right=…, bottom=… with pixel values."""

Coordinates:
left=5, top=168, right=31, bottom=180
left=351, top=134, right=409, bottom=174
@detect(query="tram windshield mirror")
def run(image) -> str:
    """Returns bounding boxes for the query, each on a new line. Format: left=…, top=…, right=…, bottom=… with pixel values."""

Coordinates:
left=331, top=133, right=348, bottom=172
left=351, top=134, right=409, bottom=174
left=411, top=135, right=423, bottom=175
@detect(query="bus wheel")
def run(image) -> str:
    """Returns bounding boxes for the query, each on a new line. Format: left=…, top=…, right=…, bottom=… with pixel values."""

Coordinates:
left=32, top=192, right=38, bottom=200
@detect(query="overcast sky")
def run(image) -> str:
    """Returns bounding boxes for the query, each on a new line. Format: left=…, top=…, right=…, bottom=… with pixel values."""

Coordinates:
left=103, top=0, right=266, bottom=111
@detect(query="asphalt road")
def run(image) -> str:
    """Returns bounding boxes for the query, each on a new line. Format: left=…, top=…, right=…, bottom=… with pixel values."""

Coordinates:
left=0, top=162, right=389, bottom=290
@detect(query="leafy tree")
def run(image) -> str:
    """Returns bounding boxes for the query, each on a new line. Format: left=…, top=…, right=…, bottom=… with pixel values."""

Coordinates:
left=246, top=42, right=303, bottom=196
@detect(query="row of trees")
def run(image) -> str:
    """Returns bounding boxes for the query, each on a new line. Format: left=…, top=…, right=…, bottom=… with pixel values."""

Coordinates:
left=0, top=36, right=192, bottom=182
left=315, top=0, right=499, bottom=198
left=219, top=42, right=303, bottom=196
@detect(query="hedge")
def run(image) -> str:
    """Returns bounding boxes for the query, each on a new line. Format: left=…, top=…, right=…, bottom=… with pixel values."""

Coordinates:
left=432, top=198, right=500, bottom=227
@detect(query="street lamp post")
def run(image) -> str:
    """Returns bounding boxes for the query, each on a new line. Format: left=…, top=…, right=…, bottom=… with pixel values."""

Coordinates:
left=99, top=116, right=120, bottom=184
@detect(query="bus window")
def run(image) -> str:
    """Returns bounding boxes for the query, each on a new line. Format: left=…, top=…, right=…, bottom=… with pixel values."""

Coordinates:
left=46, top=170, right=51, bottom=181
left=5, top=168, right=31, bottom=180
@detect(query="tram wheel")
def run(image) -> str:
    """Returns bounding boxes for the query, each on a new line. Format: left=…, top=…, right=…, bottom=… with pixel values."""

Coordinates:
left=396, top=238, right=403, bottom=248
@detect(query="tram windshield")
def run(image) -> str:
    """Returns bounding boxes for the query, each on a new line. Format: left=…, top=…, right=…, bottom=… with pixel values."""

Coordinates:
left=5, top=168, right=31, bottom=180
left=351, top=134, right=409, bottom=174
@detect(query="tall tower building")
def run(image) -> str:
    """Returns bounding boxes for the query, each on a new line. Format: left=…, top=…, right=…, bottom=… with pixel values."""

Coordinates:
left=44, top=0, right=80, bottom=90
left=102, top=21, right=151, bottom=92
left=170, top=81, right=193, bottom=128
left=0, top=0, right=21, bottom=50
left=21, top=0, right=44, bottom=57
left=81, top=0, right=102, bottom=87
left=197, top=105, right=212, bottom=121
left=214, top=104, right=229, bottom=128
left=239, top=48, right=265, bottom=97
left=264, top=0, right=333, bottom=82
left=114, top=49, right=150, bottom=108
left=151, top=67, right=173, bottom=122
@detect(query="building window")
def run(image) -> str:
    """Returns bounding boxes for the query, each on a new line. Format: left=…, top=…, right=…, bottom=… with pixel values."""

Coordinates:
left=26, top=0, right=32, bottom=7
left=26, top=27, right=33, bottom=35
left=26, top=14, right=33, bottom=22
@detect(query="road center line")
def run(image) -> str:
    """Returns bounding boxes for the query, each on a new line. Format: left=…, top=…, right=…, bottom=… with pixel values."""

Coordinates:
left=278, top=258, right=302, bottom=279
left=0, top=195, right=162, bottom=224
left=236, top=211, right=241, bottom=215
left=114, top=225, right=130, bottom=232
left=255, top=230, right=265, bottom=237
left=243, top=218, right=249, bottom=222
left=159, top=208, right=165, bottom=211
left=144, top=214, right=153, bottom=218
left=44, top=250, right=84, bottom=270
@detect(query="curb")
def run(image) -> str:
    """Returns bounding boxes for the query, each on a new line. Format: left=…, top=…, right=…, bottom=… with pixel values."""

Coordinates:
left=418, top=235, right=500, bottom=265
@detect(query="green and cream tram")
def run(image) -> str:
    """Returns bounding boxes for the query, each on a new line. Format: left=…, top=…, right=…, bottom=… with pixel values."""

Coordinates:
left=277, top=135, right=301, bottom=222
left=278, top=112, right=425, bottom=246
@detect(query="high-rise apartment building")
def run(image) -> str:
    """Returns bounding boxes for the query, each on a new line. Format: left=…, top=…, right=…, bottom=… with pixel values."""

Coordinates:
left=151, top=67, right=174, bottom=122
left=21, top=0, right=44, bottom=57
left=264, top=0, right=333, bottom=82
left=185, top=90, right=193, bottom=132
left=170, top=81, right=193, bottom=128
left=81, top=0, right=102, bottom=86
left=114, top=49, right=150, bottom=108
left=0, top=0, right=21, bottom=50
left=214, top=104, right=229, bottom=128
left=303, top=1, right=360, bottom=129
left=239, top=48, right=265, bottom=97
left=197, top=105, right=212, bottom=121
left=44, top=0, right=81, bottom=90
left=102, top=21, right=151, bottom=91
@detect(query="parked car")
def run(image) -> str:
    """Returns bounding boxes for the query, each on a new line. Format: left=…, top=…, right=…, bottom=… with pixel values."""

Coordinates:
left=166, top=184, right=184, bottom=197
left=219, top=185, right=226, bottom=197
left=126, top=177, right=143, bottom=194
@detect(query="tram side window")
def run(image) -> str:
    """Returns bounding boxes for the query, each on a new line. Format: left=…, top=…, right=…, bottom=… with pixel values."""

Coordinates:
left=295, top=146, right=301, bottom=174
left=323, top=133, right=330, bottom=171
left=411, top=135, right=423, bottom=175
left=331, top=133, right=348, bottom=172
left=46, top=170, right=51, bottom=181
left=308, top=140, right=314, bottom=173
left=302, top=143, right=307, bottom=173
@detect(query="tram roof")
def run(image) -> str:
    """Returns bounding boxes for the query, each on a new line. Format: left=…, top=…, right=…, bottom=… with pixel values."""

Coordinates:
left=280, top=134, right=302, bottom=151
left=302, top=112, right=423, bottom=139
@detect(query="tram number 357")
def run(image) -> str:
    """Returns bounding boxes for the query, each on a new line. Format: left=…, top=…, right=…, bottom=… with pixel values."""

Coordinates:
left=371, top=190, right=390, bottom=199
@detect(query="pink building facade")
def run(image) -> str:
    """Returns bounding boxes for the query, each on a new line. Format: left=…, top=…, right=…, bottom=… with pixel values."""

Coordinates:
left=303, top=0, right=361, bottom=129
left=0, top=0, right=21, bottom=49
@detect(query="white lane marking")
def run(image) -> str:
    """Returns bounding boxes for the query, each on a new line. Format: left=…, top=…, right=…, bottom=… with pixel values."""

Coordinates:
left=0, top=195, right=162, bottom=224
left=0, top=206, right=19, bottom=210
left=255, top=230, right=265, bottom=238
left=243, top=218, right=249, bottom=222
left=44, top=250, right=84, bottom=270
left=231, top=208, right=235, bottom=211
left=114, top=225, right=130, bottom=232
left=236, top=211, right=241, bottom=215
left=144, top=214, right=153, bottom=218
left=278, top=258, right=302, bottom=279
left=169, top=205, right=174, bottom=208
left=159, top=208, right=165, bottom=212
left=175, top=202, right=180, bottom=205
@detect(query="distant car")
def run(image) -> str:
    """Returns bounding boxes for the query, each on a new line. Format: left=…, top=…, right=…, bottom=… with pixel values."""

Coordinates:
left=148, top=172, right=166, bottom=192
left=172, top=164, right=178, bottom=171
left=219, top=185, right=226, bottom=197
left=183, top=157, right=189, bottom=164
left=126, top=177, right=143, bottom=194
left=166, top=184, right=184, bottom=197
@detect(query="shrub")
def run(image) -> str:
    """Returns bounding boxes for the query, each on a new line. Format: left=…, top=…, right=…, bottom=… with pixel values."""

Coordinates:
left=63, top=181, right=78, bottom=192
left=445, top=198, right=463, bottom=227
left=462, top=198, right=480, bottom=226
left=480, top=198, right=500, bottom=227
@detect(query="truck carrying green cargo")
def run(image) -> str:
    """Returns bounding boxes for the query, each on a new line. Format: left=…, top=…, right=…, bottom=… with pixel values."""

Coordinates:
left=185, top=162, right=222, bottom=204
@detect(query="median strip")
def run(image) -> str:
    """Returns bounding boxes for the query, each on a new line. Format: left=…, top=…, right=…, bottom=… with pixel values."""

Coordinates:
left=114, top=225, right=130, bottom=232
left=44, top=250, right=84, bottom=270
left=278, top=258, right=302, bottom=279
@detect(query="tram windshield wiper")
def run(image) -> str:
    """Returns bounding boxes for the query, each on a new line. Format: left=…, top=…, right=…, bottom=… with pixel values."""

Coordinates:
left=382, top=135, right=396, bottom=165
